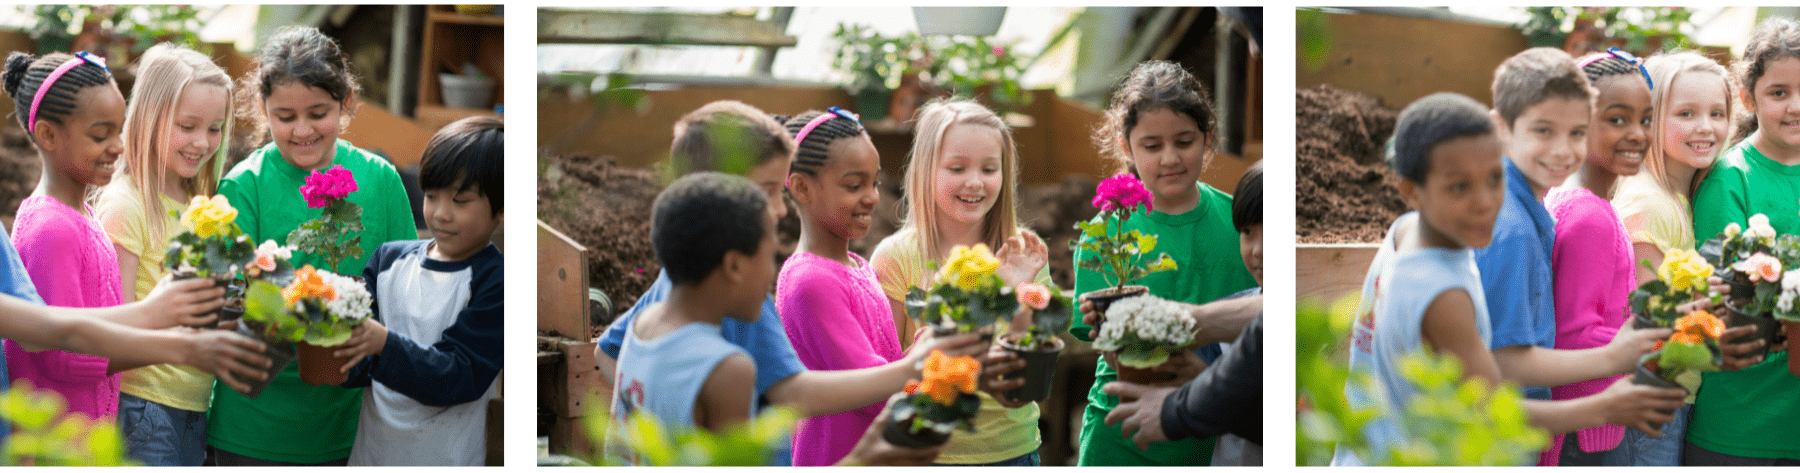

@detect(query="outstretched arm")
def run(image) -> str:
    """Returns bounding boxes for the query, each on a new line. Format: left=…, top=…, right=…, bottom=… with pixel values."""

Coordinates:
left=0, top=294, right=271, bottom=394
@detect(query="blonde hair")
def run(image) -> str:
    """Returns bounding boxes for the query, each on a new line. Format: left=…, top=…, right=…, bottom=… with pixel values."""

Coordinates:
left=899, top=99, right=1021, bottom=260
left=1643, top=51, right=1733, bottom=195
left=103, top=42, right=234, bottom=239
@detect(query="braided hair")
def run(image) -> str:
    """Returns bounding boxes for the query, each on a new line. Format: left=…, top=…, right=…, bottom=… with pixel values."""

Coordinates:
left=1580, top=55, right=1647, bottom=89
left=781, top=110, right=866, bottom=176
left=3, top=51, right=114, bottom=141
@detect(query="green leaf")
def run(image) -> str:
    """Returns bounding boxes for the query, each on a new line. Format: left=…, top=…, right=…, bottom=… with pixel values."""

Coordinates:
left=1137, top=233, right=1157, bottom=253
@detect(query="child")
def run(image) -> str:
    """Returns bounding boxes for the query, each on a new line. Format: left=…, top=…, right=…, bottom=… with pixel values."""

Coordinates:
left=869, top=99, right=1049, bottom=466
left=594, top=101, right=981, bottom=466
left=93, top=42, right=234, bottom=466
left=1068, top=60, right=1257, bottom=466
left=1605, top=51, right=1736, bottom=465
left=1333, top=93, right=1685, bottom=466
left=774, top=107, right=903, bottom=466
left=326, top=116, right=503, bottom=466
left=211, top=26, right=416, bottom=466
left=1540, top=48, right=1655, bottom=466
left=1687, top=17, right=1800, bottom=466
left=607, top=172, right=769, bottom=463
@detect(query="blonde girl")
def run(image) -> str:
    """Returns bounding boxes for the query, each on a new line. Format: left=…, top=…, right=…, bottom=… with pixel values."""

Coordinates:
left=94, top=42, right=234, bottom=466
left=870, top=99, right=1049, bottom=466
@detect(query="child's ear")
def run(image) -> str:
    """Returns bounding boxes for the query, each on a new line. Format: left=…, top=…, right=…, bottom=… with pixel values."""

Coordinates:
left=786, top=173, right=811, bottom=205
left=1487, top=109, right=1508, bottom=135
left=32, top=122, right=58, bottom=154
left=1397, top=177, right=1421, bottom=210
left=720, top=249, right=747, bottom=284
left=1740, top=86, right=1756, bottom=114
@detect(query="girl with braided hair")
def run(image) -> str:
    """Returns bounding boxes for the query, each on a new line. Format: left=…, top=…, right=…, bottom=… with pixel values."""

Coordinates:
left=1539, top=47, right=1656, bottom=466
left=771, top=107, right=900, bottom=466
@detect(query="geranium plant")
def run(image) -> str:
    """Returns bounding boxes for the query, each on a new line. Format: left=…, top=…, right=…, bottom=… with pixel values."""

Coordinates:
left=163, top=194, right=254, bottom=279
left=1627, top=247, right=1713, bottom=326
left=1072, top=173, right=1177, bottom=291
left=887, top=350, right=982, bottom=445
left=1010, top=282, right=1072, bottom=351
left=903, top=243, right=1018, bottom=335
left=240, top=265, right=372, bottom=346
left=1638, top=309, right=1724, bottom=400
left=287, top=165, right=364, bottom=273
left=1092, top=294, right=1196, bottom=369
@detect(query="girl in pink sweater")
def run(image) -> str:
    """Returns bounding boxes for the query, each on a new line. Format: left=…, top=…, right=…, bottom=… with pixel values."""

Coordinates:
left=773, top=108, right=901, bottom=466
left=1541, top=49, right=1654, bottom=466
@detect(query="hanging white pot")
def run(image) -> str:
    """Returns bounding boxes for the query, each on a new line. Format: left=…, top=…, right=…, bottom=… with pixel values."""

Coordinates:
left=913, top=7, right=1007, bottom=36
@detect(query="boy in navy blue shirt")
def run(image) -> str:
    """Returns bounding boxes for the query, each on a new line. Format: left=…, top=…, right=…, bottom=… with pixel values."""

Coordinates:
left=334, top=116, right=504, bottom=465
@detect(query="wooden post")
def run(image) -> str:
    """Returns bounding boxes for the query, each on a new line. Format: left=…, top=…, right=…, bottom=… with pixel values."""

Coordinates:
left=538, top=221, right=591, bottom=339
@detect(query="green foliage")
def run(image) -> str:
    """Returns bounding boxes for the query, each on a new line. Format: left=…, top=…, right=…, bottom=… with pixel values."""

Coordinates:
left=897, top=392, right=981, bottom=437
left=163, top=230, right=255, bottom=279
left=1517, top=7, right=1695, bottom=54
left=23, top=5, right=206, bottom=56
left=242, top=280, right=303, bottom=342
left=1298, top=297, right=1547, bottom=465
left=586, top=394, right=800, bottom=467
left=1016, top=286, right=1073, bottom=350
left=0, top=381, right=135, bottom=466
left=904, top=277, right=1019, bottom=335
left=1071, top=213, right=1177, bottom=290
left=287, top=199, right=365, bottom=274
left=1297, top=8, right=1333, bottom=72
left=828, top=23, right=1033, bottom=111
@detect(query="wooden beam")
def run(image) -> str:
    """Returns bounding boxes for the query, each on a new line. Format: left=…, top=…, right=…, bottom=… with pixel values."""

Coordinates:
left=538, top=9, right=798, bottom=48
left=538, top=221, right=592, bottom=339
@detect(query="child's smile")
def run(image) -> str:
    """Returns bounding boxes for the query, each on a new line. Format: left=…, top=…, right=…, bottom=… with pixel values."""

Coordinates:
left=1662, top=71, right=1730, bottom=169
left=933, top=123, right=1004, bottom=226
left=164, top=83, right=229, bottom=180
left=57, top=85, right=127, bottom=187
left=263, top=82, right=344, bottom=171
left=1590, top=74, right=1653, bottom=177
left=1498, top=97, right=1588, bottom=195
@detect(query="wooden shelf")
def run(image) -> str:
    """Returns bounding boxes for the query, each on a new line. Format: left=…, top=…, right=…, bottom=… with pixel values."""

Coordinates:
left=417, top=4, right=504, bottom=122
left=427, top=8, right=504, bottom=27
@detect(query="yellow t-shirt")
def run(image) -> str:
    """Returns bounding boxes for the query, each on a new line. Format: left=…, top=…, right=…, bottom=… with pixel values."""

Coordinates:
left=870, top=226, right=1044, bottom=464
left=1612, top=172, right=1696, bottom=257
left=94, top=187, right=216, bottom=412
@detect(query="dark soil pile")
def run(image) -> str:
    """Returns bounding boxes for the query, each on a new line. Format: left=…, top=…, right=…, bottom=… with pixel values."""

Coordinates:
left=0, top=124, right=40, bottom=222
left=1296, top=85, right=1406, bottom=243
left=1017, top=176, right=1097, bottom=290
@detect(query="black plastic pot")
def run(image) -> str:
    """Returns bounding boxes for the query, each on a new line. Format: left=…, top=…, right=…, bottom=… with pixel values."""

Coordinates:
left=997, top=331, right=1064, bottom=403
left=1722, top=270, right=1755, bottom=308
left=173, top=272, right=231, bottom=329
left=1632, top=314, right=1664, bottom=330
left=881, top=408, right=950, bottom=449
left=1080, top=285, right=1148, bottom=332
left=1628, top=362, right=1681, bottom=417
left=1723, top=302, right=1781, bottom=361
left=233, top=320, right=295, bottom=399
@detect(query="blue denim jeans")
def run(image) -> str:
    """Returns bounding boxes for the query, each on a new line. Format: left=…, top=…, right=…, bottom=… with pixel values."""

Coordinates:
left=119, top=393, right=208, bottom=466
left=939, top=451, right=1041, bottom=466
left=1600, top=403, right=1689, bottom=466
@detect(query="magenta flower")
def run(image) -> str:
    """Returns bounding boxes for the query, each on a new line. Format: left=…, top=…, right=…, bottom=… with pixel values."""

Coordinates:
left=1092, top=173, right=1153, bottom=213
left=300, top=165, right=358, bottom=208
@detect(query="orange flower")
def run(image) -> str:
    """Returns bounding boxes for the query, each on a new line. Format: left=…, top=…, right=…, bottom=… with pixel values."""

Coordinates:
left=1669, top=330, right=1704, bottom=345
left=915, top=350, right=980, bottom=406
left=282, top=265, right=337, bottom=306
left=1674, top=310, right=1725, bottom=341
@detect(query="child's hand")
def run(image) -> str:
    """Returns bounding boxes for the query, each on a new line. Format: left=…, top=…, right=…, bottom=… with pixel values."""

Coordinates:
left=334, top=318, right=389, bottom=372
left=1101, top=381, right=1178, bottom=450
left=190, top=330, right=272, bottom=395
left=1598, top=376, right=1686, bottom=436
left=142, top=274, right=225, bottom=329
left=904, top=330, right=985, bottom=368
left=980, top=343, right=1029, bottom=408
left=1605, top=318, right=1673, bottom=375
left=1718, top=324, right=1768, bottom=370
left=994, top=233, right=1048, bottom=287
left=837, top=393, right=942, bottom=466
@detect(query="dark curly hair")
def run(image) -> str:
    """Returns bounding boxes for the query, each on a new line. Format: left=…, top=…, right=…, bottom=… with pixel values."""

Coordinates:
left=237, top=26, right=359, bottom=139
left=3, top=51, right=115, bottom=141
left=1734, top=17, right=1800, bottom=144
left=653, top=172, right=769, bottom=285
left=1092, top=60, right=1218, bottom=176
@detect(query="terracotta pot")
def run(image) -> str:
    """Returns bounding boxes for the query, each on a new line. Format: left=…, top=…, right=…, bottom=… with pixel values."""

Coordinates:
left=997, top=332, right=1064, bottom=403
left=232, top=321, right=295, bottom=399
left=1080, top=285, right=1149, bottom=332
left=1723, top=302, right=1780, bottom=361
left=297, top=342, right=353, bottom=386
left=1112, top=358, right=1176, bottom=385
left=1787, top=321, right=1800, bottom=378
left=881, top=408, right=950, bottom=449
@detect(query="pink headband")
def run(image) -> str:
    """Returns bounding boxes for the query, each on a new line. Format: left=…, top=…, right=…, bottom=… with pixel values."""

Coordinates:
left=793, top=106, right=860, bottom=146
left=29, top=52, right=107, bottom=134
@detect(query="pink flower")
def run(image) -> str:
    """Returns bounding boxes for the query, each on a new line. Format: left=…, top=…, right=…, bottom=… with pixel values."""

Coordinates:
left=1092, top=173, right=1153, bottom=213
left=993, top=46, right=1006, bottom=57
left=1016, top=283, right=1050, bottom=310
left=1736, top=252, right=1784, bottom=283
left=300, top=165, right=358, bottom=208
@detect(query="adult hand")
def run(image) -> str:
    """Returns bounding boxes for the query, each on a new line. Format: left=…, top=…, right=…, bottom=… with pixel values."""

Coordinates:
left=1101, top=381, right=1177, bottom=450
left=1154, top=349, right=1208, bottom=386
left=1605, top=318, right=1672, bottom=376
left=838, top=394, right=942, bottom=466
left=1598, top=376, right=1687, bottom=436
left=188, top=330, right=272, bottom=395
left=1718, top=324, right=1767, bottom=370
left=1079, top=297, right=1100, bottom=329
left=334, top=318, right=389, bottom=372
left=142, top=274, right=225, bottom=329
left=980, top=343, right=1029, bottom=408
left=994, top=233, right=1048, bottom=288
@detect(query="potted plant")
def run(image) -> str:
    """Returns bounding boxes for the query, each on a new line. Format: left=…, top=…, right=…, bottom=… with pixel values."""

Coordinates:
left=1092, top=294, right=1196, bottom=384
left=163, top=194, right=255, bottom=329
left=1700, top=215, right=1789, bottom=360
left=1631, top=309, right=1723, bottom=410
left=288, top=164, right=364, bottom=274
left=996, top=283, right=1072, bottom=402
left=903, top=243, right=1019, bottom=348
left=882, top=350, right=982, bottom=448
left=1627, top=247, right=1713, bottom=329
left=231, top=240, right=299, bottom=324
left=239, top=265, right=373, bottom=392
left=830, top=24, right=910, bottom=121
left=1072, top=173, right=1177, bottom=319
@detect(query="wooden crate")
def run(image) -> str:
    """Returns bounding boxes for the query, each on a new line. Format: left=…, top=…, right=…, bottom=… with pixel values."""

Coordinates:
left=543, top=339, right=607, bottom=458
left=1297, top=243, right=1379, bottom=305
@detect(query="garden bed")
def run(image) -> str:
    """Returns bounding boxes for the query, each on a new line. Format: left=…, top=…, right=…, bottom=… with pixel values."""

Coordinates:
left=1296, top=85, right=1404, bottom=244
left=1, top=125, right=38, bottom=223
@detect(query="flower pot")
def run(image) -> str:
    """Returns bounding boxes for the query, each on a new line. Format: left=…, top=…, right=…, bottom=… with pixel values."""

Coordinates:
left=997, top=331, right=1063, bottom=403
left=439, top=73, right=495, bottom=110
left=172, top=272, right=231, bottom=329
left=1628, top=361, right=1681, bottom=417
left=1632, top=314, right=1664, bottom=330
left=1081, top=285, right=1148, bottom=332
left=1723, top=302, right=1780, bottom=361
left=1112, top=356, right=1176, bottom=385
left=219, top=300, right=245, bottom=325
left=297, top=341, right=353, bottom=386
left=851, top=88, right=892, bottom=125
left=233, top=321, right=295, bottom=399
left=881, top=407, right=950, bottom=449
left=1786, top=321, right=1800, bottom=378
left=1722, top=270, right=1755, bottom=308
left=912, top=7, right=1006, bottom=36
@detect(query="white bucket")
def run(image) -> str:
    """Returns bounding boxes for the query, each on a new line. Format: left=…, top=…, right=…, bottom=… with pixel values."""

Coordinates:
left=913, top=7, right=1006, bottom=36
left=439, top=73, right=494, bottom=110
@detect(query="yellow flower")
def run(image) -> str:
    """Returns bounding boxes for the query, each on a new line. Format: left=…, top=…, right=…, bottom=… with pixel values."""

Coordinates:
left=938, top=244, right=1001, bottom=290
left=180, top=195, right=239, bottom=238
left=1658, top=248, right=1714, bottom=292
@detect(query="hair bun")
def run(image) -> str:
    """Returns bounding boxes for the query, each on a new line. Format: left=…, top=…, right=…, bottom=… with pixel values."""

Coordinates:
left=3, top=52, right=36, bottom=98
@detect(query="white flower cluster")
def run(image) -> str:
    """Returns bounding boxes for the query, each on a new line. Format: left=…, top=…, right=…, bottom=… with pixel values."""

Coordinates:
left=318, top=271, right=373, bottom=322
left=1092, top=295, right=1196, bottom=351
left=1782, top=268, right=1800, bottom=313
left=1746, top=214, right=1777, bottom=243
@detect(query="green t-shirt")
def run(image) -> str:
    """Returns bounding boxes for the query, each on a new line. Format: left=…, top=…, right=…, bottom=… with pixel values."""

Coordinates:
left=209, top=139, right=418, bottom=463
left=1689, top=140, right=1800, bottom=460
left=1070, top=182, right=1257, bottom=465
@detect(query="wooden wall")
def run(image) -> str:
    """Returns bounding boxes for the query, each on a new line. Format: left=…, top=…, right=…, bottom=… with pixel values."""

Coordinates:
left=1297, top=10, right=1529, bottom=108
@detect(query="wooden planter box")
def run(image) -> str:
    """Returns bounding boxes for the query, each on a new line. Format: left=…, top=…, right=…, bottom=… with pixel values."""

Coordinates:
left=1297, top=243, right=1380, bottom=305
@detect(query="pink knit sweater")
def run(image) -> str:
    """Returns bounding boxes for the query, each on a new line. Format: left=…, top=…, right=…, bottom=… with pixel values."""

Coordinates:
left=1542, top=186, right=1631, bottom=464
left=775, top=252, right=902, bottom=466
left=9, top=196, right=124, bottom=419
